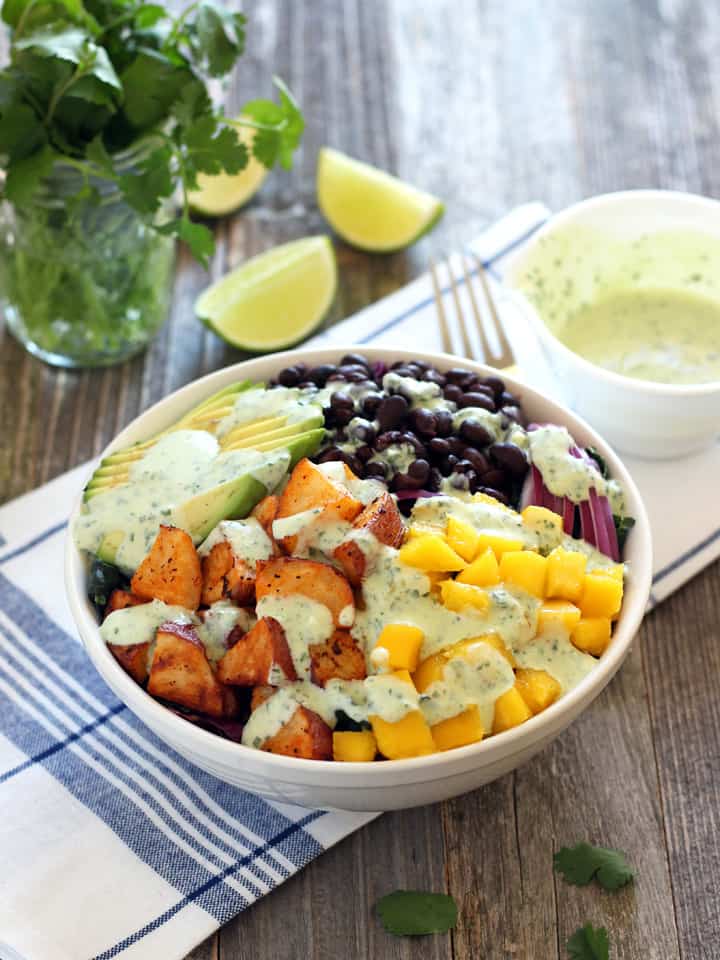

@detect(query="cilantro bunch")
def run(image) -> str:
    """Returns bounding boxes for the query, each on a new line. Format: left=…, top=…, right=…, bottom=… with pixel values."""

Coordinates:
left=0, top=0, right=304, bottom=264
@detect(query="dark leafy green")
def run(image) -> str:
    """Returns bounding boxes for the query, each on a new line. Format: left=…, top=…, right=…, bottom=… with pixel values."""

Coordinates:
left=567, top=923, right=610, bottom=960
left=87, top=557, right=127, bottom=615
left=375, top=891, right=457, bottom=937
left=0, top=0, right=303, bottom=261
left=554, top=843, right=635, bottom=891
left=613, top=515, right=635, bottom=553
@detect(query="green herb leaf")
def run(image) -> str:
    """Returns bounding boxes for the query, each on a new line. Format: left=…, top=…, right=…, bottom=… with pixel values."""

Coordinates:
left=614, top=515, right=635, bottom=553
left=4, top=144, right=56, bottom=203
left=554, top=843, right=634, bottom=891
left=0, top=101, right=45, bottom=160
left=86, top=132, right=113, bottom=174
left=135, top=3, right=166, bottom=29
left=375, top=891, right=458, bottom=937
left=2, top=0, right=98, bottom=32
left=118, top=144, right=173, bottom=214
left=119, top=49, right=192, bottom=129
left=567, top=923, right=610, bottom=960
left=242, top=76, right=304, bottom=170
left=192, top=3, right=245, bottom=77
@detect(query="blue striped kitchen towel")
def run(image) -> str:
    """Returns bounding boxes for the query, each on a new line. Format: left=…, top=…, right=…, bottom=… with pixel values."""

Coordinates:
left=1, top=203, right=718, bottom=960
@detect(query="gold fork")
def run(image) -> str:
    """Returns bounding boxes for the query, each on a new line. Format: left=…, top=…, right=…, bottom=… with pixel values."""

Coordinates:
left=430, top=253, right=516, bottom=367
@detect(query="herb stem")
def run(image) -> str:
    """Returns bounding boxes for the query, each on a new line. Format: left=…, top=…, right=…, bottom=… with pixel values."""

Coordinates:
left=13, top=0, right=39, bottom=41
left=45, top=63, right=87, bottom=126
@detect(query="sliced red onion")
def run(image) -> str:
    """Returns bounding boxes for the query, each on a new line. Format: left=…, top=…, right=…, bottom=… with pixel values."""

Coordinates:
left=578, top=498, right=598, bottom=548
left=562, top=498, right=576, bottom=535
left=371, top=360, right=387, bottom=379
left=595, top=492, right=620, bottom=562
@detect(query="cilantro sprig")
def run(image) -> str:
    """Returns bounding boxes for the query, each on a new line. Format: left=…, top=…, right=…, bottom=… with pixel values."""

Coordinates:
left=0, top=0, right=304, bottom=264
left=375, top=891, right=458, bottom=937
left=567, top=923, right=610, bottom=960
left=554, top=842, right=635, bottom=891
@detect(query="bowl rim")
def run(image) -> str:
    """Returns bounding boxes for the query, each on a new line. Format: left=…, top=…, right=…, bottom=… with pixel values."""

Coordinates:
left=65, top=345, right=653, bottom=783
left=505, top=188, right=720, bottom=397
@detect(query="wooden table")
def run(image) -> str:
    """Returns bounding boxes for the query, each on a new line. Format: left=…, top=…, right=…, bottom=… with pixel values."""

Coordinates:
left=3, top=2, right=719, bottom=957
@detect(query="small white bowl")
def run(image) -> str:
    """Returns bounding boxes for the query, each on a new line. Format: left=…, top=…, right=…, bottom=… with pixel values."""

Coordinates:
left=65, top=347, right=652, bottom=811
left=505, top=190, right=720, bottom=459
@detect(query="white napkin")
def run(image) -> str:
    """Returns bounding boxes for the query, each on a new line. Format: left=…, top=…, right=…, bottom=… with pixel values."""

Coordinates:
left=0, top=204, right=715, bottom=960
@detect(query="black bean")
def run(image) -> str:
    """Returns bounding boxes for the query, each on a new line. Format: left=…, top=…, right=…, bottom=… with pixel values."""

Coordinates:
left=478, top=486, right=509, bottom=505
left=401, top=432, right=427, bottom=456
left=412, top=359, right=430, bottom=370
left=330, top=391, right=354, bottom=411
left=443, top=384, right=463, bottom=403
left=362, top=394, right=383, bottom=417
left=466, top=383, right=495, bottom=402
left=500, top=390, right=518, bottom=406
left=453, top=458, right=475, bottom=474
left=463, top=448, right=489, bottom=473
left=408, top=458, right=430, bottom=483
left=458, top=391, right=496, bottom=411
left=459, top=418, right=493, bottom=447
left=423, top=368, right=446, bottom=386
left=481, top=468, right=509, bottom=490
left=365, top=461, right=388, bottom=480
left=355, top=444, right=374, bottom=463
left=410, top=408, right=437, bottom=438
left=445, top=367, right=474, bottom=385
left=307, top=364, right=337, bottom=386
left=344, top=370, right=370, bottom=382
left=392, top=471, right=425, bottom=491
left=317, top=446, right=344, bottom=463
left=440, top=454, right=459, bottom=475
left=349, top=421, right=376, bottom=444
left=333, top=406, right=355, bottom=426
left=482, top=375, right=505, bottom=398
left=339, top=363, right=370, bottom=378
left=450, top=473, right=471, bottom=490
left=398, top=499, right=415, bottom=517
left=446, top=437, right=465, bottom=456
left=376, top=430, right=406, bottom=450
left=434, top=410, right=454, bottom=436
left=278, top=366, right=301, bottom=387
left=345, top=455, right=364, bottom=477
left=428, top=467, right=443, bottom=491
left=390, top=360, right=408, bottom=370
left=501, top=404, right=528, bottom=427
left=376, top=394, right=409, bottom=431
left=389, top=365, right=415, bottom=378
left=429, top=437, right=451, bottom=458
left=298, top=380, right=315, bottom=390
left=489, top=441, right=528, bottom=477
left=341, top=353, right=371, bottom=368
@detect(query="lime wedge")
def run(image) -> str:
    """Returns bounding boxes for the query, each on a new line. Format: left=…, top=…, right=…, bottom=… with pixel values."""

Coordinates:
left=188, top=123, right=268, bottom=217
left=317, top=147, right=444, bottom=252
left=195, top=236, right=337, bottom=351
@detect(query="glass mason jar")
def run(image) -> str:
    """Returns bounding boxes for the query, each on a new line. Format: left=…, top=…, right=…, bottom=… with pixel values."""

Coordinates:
left=0, top=142, right=175, bottom=368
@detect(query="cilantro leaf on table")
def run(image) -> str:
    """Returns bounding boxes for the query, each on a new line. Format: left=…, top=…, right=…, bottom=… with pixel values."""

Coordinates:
left=567, top=923, right=610, bottom=960
left=375, top=891, right=458, bottom=937
left=554, top=843, right=635, bottom=891
left=243, top=76, right=304, bottom=169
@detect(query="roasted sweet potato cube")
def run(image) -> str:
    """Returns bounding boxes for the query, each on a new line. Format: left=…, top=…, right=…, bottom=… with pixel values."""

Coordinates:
left=200, top=541, right=255, bottom=607
left=250, top=684, right=278, bottom=711
left=333, top=492, right=405, bottom=584
left=309, top=629, right=367, bottom=687
left=147, top=621, right=237, bottom=718
left=108, top=641, right=151, bottom=684
left=262, top=706, right=333, bottom=760
left=104, top=589, right=146, bottom=618
left=256, top=556, right=354, bottom=627
left=131, top=526, right=202, bottom=609
left=217, top=616, right=297, bottom=686
left=276, top=458, right=363, bottom=552
left=251, top=495, right=280, bottom=536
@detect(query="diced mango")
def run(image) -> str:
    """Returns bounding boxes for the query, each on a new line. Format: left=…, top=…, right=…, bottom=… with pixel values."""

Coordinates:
left=515, top=668, right=561, bottom=714
left=578, top=572, right=623, bottom=618
left=440, top=579, right=490, bottom=614
left=476, top=532, right=525, bottom=559
left=398, top=534, right=465, bottom=572
left=492, top=685, right=533, bottom=733
left=546, top=547, right=587, bottom=602
left=370, top=710, right=436, bottom=759
left=332, top=730, right=377, bottom=762
left=431, top=706, right=484, bottom=751
left=473, top=492, right=513, bottom=512
left=476, top=631, right=516, bottom=667
left=456, top=547, right=500, bottom=587
left=571, top=617, right=612, bottom=656
left=446, top=516, right=481, bottom=562
left=521, top=505, right=563, bottom=537
left=391, top=668, right=416, bottom=689
left=375, top=624, right=424, bottom=672
left=413, top=652, right=446, bottom=692
left=407, top=523, right=444, bottom=540
left=601, top=564, right=625, bottom=582
left=537, top=600, right=582, bottom=635
left=499, top=550, right=548, bottom=598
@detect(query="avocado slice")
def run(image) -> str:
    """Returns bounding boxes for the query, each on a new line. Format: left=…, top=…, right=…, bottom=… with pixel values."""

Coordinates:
left=221, top=414, right=324, bottom=452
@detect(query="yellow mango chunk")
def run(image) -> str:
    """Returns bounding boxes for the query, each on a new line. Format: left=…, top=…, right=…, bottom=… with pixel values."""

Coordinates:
left=456, top=547, right=500, bottom=587
left=499, top=549, right=548, bottom=598
left=473, top=492, right=513, bottom=512
left=398, top=534, right=465, bottom=572
left=493, top=685, right=533, bottom=733
left=546, top=547, right=587, bottom=602
left=431, top=706, right=484, bottom=751
left=446, top=515, right=482, bottom=562
left=578, top=572, right=623, bottom=618
left=413, top=651, right=446, bottom=692
left=407, top=523, right=444, bottom=540
left=515, top=668, right=561, bottom=714
left=370, top=710, right=436, bottom=759
left=477, top=631, right=516, bottom=667
left=375, top=624, right=424, bottom=672
left=571, top=617, right=612, bottom=656
left=600, top=563, right=625, bottom=581
left=521, top=505, right=563, bottom=536
left=440, top=579, right=490, bottom=614
left=390, top=668, right=416, bottom=688
left=537, top=600, right=582, bottom=635
left=476, top=532, right=525, bottom=559
left=333, top=730, right=377, bottom=762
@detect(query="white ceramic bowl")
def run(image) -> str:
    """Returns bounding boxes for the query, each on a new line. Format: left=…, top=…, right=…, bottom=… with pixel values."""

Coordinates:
left=504, top=190, right=720, bottom=459
left=65, top=347, right=652, bottom=811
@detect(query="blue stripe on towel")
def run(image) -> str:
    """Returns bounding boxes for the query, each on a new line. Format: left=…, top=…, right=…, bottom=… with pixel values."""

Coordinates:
left=0, top=519, right=68, bottom=566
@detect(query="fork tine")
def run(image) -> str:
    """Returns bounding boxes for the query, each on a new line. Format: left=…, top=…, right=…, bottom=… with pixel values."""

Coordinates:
left=471, top=253, right=515, bottom=365
left=430, top=259, right=453, bottom=353
left=461, top=254, right=493, bottom=361
left=446, top=257, right=473, bottom=359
